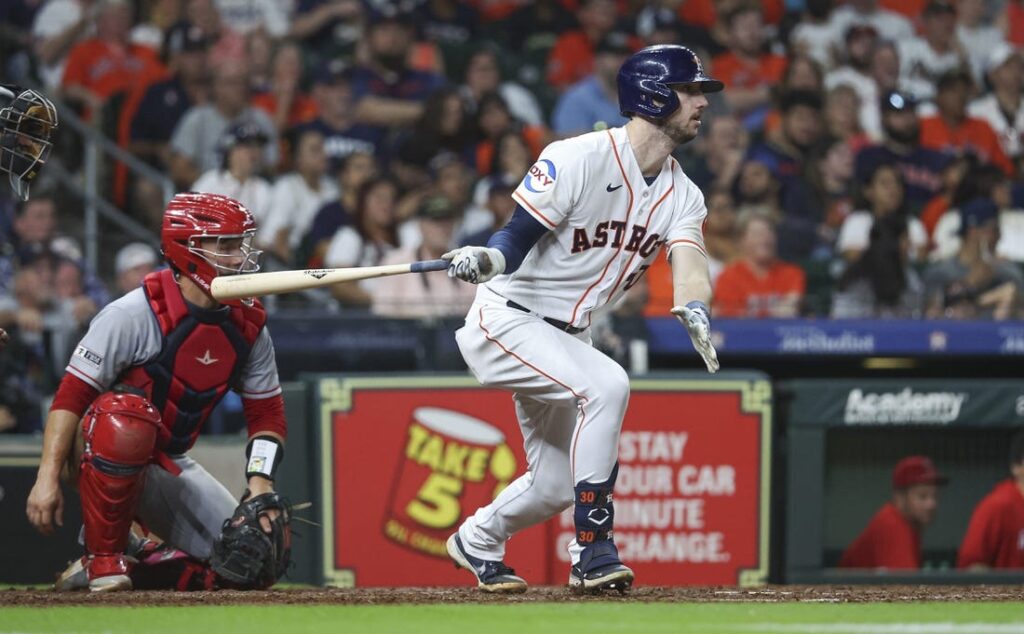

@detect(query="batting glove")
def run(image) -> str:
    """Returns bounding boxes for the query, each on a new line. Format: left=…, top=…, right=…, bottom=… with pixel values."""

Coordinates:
left=443, top=246, right=506, bottom=284
left=671, top=301, right=720, bottom=374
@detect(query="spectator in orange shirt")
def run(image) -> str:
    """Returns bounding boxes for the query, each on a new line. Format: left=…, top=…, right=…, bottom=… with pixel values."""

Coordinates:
left=919, top=69, right=1015, bottom=176
left=546, top=0, right=619, bottom=92
left=645, top=185, right=738, bottom=317
left=958, top=431, right=1024, bottom=570
left=251, top=40, right=319, bottom=135
left=840, top=456, right=947, bottom=570
left=711, top=4, right=787, bottom=122
left=713, top=212, right=805, bottom=318
left=61, top=0, right=165, bottom=119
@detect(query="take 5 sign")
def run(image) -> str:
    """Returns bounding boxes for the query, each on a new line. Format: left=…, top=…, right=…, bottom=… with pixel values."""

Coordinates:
left=317, top=375, right=771, bottom=587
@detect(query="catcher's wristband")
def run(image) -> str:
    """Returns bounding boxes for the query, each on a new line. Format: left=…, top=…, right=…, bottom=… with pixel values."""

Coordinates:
left=246, top=436, right=284, bottom=482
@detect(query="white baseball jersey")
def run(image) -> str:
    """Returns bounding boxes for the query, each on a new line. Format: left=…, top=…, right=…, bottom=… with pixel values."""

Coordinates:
left=489, top=126, right=708, bottom=329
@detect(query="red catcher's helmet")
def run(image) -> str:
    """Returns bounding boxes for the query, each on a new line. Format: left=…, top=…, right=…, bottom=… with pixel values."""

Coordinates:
left=160, top=192, right=261, bottom=303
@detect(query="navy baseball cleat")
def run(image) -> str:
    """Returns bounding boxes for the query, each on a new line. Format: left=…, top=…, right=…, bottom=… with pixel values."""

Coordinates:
left=446, top=533, right=527, bottom=593
left=568, top=541, right=634, bottom=594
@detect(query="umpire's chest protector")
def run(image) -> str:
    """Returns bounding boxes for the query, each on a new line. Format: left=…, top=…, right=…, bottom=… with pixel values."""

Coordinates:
left=119, top=269, right=266, bottom=454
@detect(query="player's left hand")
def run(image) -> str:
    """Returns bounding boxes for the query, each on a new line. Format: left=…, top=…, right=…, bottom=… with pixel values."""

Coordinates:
left=443, top=246, right=506, bottom=284
left=671, top=302, right=719, bottom=374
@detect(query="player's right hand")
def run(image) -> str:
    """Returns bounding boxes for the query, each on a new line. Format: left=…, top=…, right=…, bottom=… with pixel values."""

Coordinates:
left=443, top=246, right=506, bottom=284
left=26, top=476, right=64, bottom=536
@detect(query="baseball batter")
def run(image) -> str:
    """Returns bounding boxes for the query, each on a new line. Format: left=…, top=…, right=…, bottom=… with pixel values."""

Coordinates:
left=26, top=193, right=291, bottom=592
left=443, top=45, right=722, bottom=593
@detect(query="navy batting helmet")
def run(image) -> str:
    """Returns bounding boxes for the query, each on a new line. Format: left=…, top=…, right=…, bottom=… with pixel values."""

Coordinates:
left=618, top=45, right=723, bottom=119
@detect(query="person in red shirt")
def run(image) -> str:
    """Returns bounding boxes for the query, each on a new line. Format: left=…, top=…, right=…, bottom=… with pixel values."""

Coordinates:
left=919, top=69, right=1014, bottom=176
left=60, top=0, right=165, bottom=120
left=546, top=0, right=618, bottom=91
left=713, top=212, right=805, bottom=318
left=710, top=4, right=788, bottom=120
left=957, top=432, right=1024, bottom=569
left=840, top=456, right=947, bottom=569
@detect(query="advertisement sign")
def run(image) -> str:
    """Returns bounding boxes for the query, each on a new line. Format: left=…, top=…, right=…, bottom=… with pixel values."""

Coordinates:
left=318, top=375, right=771, bottom=587
left=786, top=379, right=1024, bottom=428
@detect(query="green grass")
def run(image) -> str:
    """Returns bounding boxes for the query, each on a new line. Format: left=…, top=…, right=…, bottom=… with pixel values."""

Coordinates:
left=2, top=603, right=1023, bottom=634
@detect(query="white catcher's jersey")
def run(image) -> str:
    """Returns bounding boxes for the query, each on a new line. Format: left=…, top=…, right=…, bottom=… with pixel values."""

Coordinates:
left=487, top=126, right=708, bottom=329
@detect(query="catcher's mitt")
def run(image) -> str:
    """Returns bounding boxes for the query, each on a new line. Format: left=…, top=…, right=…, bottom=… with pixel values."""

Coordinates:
left=210, top=491, right=292, bottom=589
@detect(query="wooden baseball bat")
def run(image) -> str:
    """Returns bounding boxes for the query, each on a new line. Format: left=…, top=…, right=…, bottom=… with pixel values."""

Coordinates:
left=210, top=259, right=450, bottom=301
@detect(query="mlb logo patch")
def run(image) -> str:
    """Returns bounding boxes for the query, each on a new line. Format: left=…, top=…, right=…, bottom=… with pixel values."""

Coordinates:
left=74, top=346, right=103, bottom=368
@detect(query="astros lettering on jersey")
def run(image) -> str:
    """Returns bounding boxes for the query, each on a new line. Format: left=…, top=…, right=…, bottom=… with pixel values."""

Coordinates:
left=491, top=126, right=707, bottom=328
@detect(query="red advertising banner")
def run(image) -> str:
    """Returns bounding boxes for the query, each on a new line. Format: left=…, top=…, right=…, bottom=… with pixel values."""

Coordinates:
left=317, top=376, right=770, bottom=587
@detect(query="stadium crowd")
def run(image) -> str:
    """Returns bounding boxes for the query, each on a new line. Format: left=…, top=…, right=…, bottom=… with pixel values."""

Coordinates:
left=0, top=0, right=1023, bottom=431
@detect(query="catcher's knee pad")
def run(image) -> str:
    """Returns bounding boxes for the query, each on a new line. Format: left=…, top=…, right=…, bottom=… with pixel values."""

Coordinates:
left=79, top=392, right=161, bottom=558
left=574, top=463, right=619, bottom=547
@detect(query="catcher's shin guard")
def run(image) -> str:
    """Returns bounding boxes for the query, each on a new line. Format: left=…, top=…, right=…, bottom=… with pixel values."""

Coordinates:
left=571, top=464, right=633, bottom=593
left=78, top=393, right=160, bottom=590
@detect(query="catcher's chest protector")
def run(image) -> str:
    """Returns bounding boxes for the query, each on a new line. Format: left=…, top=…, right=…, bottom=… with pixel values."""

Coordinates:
left=119, top=269, right=266, bottom=454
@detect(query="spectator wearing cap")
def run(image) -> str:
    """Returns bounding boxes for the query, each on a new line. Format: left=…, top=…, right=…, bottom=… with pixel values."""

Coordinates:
left=713, top=211, right=805, bottom=318
left=896, top=1, right=967, bottom=103
left=289, top=0, right=363, bottom=64
left=460, top=46, right=544, bottom=128
left=920, top=69, right=1014, bottom=176
left=114, top=242, right=158, bottom=296
left=323, top=176, right=400, bottom=306
left=371, top=196, right=476, bottom=318
left=968, top=44, right=1024, bottom=163
left=551, top=32, right=631, bottom=136
left=928, top=162, right=1014, bottom=260
left=546, top=0, right=623, bottom=92
left=251, top=39, right=318, bottom=135
left=129, top=22, right=211, bottom=171
left=958, top=431, right=1024, bottom=569
left=854, top=92, right=951, bottom=213
left=827, top=0, right=913, bottom=48
left=840, top=456, right=946, bottom=569
left=711, top=4, right=788, bottom=124
left=924, top=197, right=1023, bottom=319
left=300, top=150, right=377, bottom=268
left=60, top=0, right=166, bottom=120
left=293, top=61, right=381, bottom=172
left=459, top=175, right=517, bottom=247
left=824, top=24, right=882, bottom=140
left=168, top=59, right=277, bottom=191
left=348, top=10, right=445, bottom=136
left=259, top=127, right=337, bottom=264
left=956, top=0, right=1005, bottom=84
left=191, top=122, right=274, bottom=226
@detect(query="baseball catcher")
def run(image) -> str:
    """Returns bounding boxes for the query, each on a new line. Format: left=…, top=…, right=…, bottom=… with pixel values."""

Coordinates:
left=0, top=84, right=57, bottom=201
left=26, top=192, right=292, bottom=591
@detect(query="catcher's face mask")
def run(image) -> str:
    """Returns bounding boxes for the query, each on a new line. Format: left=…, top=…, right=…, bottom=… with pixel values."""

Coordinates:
left=0, top=88, right=58, bottom=201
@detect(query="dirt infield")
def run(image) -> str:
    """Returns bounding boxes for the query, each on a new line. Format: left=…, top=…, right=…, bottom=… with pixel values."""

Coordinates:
left=3, top=585, right=1024, bottom=607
